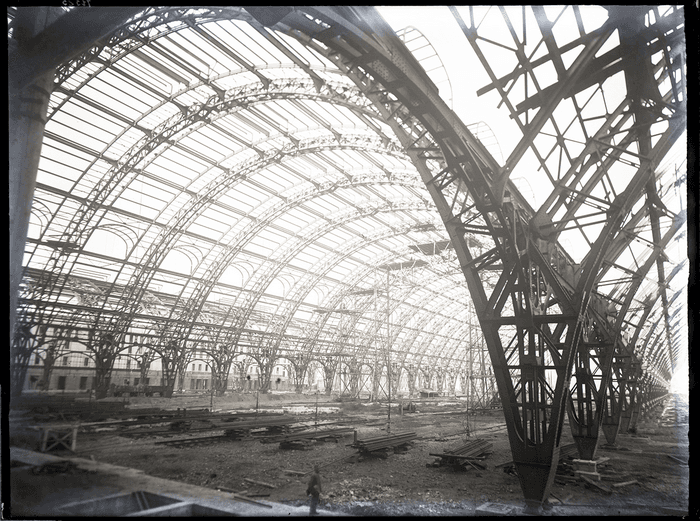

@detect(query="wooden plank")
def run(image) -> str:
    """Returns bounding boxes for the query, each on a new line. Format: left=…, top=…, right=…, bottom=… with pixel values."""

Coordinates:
left=429, top=453, right=486, bottom=460
left=612, top=480, right=639, bottom=488
left=581, top=474, right=612, bottom=494
left=243, top=478, right=276, bottom=489
left=463, top=459, right=486, bottom=471
left=214, top=487, right=272, bottom=508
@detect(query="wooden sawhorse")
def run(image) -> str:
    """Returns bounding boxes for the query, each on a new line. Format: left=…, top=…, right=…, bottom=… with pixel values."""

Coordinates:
left=39, top=426, right=78, bottom=453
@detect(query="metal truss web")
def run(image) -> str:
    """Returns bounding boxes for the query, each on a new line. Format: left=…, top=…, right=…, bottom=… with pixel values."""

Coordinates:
left=11, top=4, right=687, bottom=505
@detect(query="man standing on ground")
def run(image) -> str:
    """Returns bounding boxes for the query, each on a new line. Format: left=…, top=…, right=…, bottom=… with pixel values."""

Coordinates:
left=306, top=464, right=322, bottom=515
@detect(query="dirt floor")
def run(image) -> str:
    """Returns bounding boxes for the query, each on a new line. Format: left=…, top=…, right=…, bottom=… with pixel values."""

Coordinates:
left=8, top=391, right=691, bottom=516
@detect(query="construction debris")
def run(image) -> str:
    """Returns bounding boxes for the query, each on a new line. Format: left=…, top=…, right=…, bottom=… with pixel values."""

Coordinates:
left=501, top=443, right=578, bottom=477
left=428, top=438, right=493, bottom=470
left=214, top=487, right=273, bottom=508
left=223, top=416, right=297, bottom=439
left=260, top=426, right=354, bottom=450
left=612, top=480, right=639, bottom=488
left=575, top=469, right=602, bottom=481
left=572, top=456, right=609, bottom=473
left=351, top=431, right=417, bottom=458
left=13, top=395, right=127, bottom=422
left=119, top=414, right=296, bottom=439
left=279, top=439, right=313, bottom=451
left=154, top=434, right=234, bottom=447
left=580, top=474, right=612, bottom=494
left=243, top=478, right=276, bottom=489
left=475, top=502, right=515, bottom=516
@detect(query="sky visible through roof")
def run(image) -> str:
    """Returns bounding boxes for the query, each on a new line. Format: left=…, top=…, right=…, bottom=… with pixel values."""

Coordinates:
left=378, top=5, right=689, bottom=386
left=16, top=5, right=688, bottom=387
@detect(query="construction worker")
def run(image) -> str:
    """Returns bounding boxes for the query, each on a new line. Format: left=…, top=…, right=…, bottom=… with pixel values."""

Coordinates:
left=306, top=464, right=322, bottom=515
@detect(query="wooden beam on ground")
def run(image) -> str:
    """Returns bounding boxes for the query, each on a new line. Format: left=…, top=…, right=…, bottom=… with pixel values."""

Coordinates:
left=214, top=487, right=273, bottom=508
left=580, top=474, right=612, bottom=494
left=243, top=478, right=276, bottom=489
left=612, top=480, right=639, bottom=488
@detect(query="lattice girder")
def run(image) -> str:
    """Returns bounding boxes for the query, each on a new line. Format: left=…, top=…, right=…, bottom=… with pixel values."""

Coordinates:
left=29, top=77, right=405, bottom=342
left=260, top=5, right=687, bottom=504
left=12, top=6, right=686, bottom=506
left=299, top=264, right=466, bottom=374
left=259, top=222, right=449, bottom=366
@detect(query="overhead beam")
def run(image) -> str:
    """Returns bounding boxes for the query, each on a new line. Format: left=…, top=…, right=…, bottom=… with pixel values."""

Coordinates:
left=9, top=7, right=144, bottom=93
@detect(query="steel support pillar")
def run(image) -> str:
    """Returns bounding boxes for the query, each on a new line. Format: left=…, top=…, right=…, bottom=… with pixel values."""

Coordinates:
left=601, top=351, right=624, bottom=445
left=348, top=363, right=361, bottom=398
left=406, top=369, right=416, bottom=398
left=9, top=8, right=63, bottom=345
left=204, top=4, right=684, bottom=507
left=618, top=359, right=641, bottom=433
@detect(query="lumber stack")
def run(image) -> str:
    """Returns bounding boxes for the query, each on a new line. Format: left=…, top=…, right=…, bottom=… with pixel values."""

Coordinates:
left=351, top=431, right=417, bottom=458
left=223, top=416, right=296, bottom=439
left=98, top=410, right=283, bottom=431
left=428, top=438, right=493, bottom=470
left=20, top=400, right=127, bottom=421
left=261, top=426, right=355, bottom=450
left=118, top=413, right=295, bottom=439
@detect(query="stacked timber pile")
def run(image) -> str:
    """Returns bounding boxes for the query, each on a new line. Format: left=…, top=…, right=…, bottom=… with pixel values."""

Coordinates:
left=223, top=416, right=297, bottom=440
left=351, top=431, right=417, bottom=459
left=117, top=412, right=291, bottom=439
left=260, top=427, right=355, bottom=450
left=86, top=408, right=221, bottom=431
left=428, top=438, right=493, bottom=470
left=151, top=415, right=300, bottom=446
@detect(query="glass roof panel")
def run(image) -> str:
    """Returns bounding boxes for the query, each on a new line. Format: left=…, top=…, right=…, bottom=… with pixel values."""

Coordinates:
left=14, top=7, right=685, bottom=396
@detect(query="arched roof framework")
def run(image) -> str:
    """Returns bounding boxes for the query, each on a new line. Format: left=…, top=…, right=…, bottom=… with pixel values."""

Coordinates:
left=17, top=8, right=486, bottom=379
left=296, top=250, right=475, bottom=367
left=229, top=4, right=686, bottom=502
left=11, top=5, right=686, bottom=503
left=12, top=4, right=686, bottom=385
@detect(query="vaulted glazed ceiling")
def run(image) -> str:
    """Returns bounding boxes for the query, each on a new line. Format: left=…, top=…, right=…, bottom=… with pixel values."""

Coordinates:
left=13, top=7, right=499, bottom=372
left=10, top=5, right=687, bottom=381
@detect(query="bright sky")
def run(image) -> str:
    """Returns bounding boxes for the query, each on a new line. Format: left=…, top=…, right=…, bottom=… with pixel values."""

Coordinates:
left=378, top=5, right=689, bottom=387
left=378, top=6, right=520, bottom=151
left=27, top=6, right=688, bottom=388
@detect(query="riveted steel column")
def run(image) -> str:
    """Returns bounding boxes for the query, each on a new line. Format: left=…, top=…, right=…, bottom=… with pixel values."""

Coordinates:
left=9, top=8, right=64, bottom=344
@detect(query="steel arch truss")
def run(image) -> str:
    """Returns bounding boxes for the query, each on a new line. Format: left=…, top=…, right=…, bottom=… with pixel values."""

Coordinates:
left=264, top=5, right=686, bottom=503
left=13, top=6, right=686, bottom=506
left=17, top=5, right=492, bottom=407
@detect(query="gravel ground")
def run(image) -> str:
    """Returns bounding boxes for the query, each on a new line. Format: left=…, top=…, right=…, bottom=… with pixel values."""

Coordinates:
left=10, top=392, right=690, bottom=516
